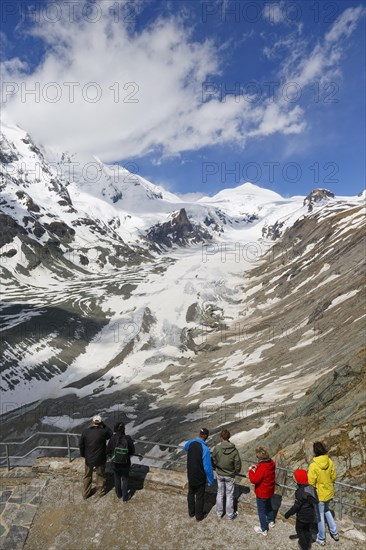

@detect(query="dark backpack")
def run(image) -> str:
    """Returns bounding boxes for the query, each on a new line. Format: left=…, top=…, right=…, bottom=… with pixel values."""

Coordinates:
left=111, top=434, right=129, bottom=465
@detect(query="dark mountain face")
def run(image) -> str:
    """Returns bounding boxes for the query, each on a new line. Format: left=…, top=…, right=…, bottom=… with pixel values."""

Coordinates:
left=303, top=188, right=335, bottom=211
left=146, top=208, right=212, bottom=249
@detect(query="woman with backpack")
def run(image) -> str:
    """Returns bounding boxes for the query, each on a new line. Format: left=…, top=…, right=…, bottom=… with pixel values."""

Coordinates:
left=107, top=422, right=135, bottom=502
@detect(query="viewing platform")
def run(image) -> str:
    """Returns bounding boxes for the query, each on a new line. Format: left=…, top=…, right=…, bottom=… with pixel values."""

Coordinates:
left=1, top=457, right=365, bottom=550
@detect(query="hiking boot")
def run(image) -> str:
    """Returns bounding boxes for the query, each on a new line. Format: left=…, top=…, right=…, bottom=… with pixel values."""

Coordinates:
left=228, top=512, right=238, bottom=520
left=330, top=533, right=339, bottom=541
left=254, top=526, right=268, bottom=536
left=122, top=491, right=132, bottom=502
left=268, top=521, right=275, bottom=528
left=316, top=539, right=326, bottom=546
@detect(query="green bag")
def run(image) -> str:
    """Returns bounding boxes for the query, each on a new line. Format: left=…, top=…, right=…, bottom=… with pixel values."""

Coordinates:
left=112, top=435, right=129, bottom=465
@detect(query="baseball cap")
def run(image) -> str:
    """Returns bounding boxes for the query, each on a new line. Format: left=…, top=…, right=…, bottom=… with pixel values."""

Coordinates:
left=93, top=415, right=102, bottom=424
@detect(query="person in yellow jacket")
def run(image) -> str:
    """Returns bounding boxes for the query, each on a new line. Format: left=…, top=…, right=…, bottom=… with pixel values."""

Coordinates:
left=308, top=442, right=339, bottom=546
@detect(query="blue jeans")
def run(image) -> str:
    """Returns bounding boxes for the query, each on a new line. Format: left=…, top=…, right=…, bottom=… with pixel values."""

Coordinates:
left=317, top=500, right=337, bottom=541
left=112, top=464, right=130, bottom=500
left=256, top=496, right=274, bottom=532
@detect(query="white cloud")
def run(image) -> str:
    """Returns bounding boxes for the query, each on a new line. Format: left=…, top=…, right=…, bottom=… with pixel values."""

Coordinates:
left=1, top=57, right=28, bottom=73
left=263, top=1, right=287, bottom=25
left=325, top=6, right=365, bottom=43
left=0, top=30, right=8, bottom=54
left=248, top=102, right=306, bottom=137
left=259, top=5, right=364, bottom=138
left=1, top=0, right=309, bottom=162
left=2, top=3, right=363, bottom=162
left=278, top=6, right=365, bottom=89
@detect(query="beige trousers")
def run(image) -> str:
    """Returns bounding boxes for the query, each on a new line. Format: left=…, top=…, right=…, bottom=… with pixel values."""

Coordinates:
left=83, top=463, right=106, bottom=498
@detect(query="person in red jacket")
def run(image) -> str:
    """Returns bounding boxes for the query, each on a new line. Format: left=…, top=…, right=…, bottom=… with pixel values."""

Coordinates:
left=248, top=446, right=276, bottom=536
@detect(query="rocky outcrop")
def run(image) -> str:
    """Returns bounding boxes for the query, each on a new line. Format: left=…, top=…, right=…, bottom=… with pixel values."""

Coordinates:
left=0, top=133, right=19, bottom=164
left=15, top=191, right=40, bottom=212
left=0, top=213, right=27, bottom=248
left=262, top=219, right=286, bottom=240
left=303, top=188, right=335, bottom=211
left=146, top=208, right=212, bottom=249
left=43, top=221, right=75, bottom=243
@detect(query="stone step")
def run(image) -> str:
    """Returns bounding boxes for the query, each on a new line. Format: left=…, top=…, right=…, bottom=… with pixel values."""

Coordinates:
left=0, top=467, right=36, bottom=486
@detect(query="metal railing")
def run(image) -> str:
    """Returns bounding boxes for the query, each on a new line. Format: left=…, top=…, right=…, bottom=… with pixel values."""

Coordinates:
left=0, top=432, right=80, bottom=471
left=0, top=432, right=365, bottom=522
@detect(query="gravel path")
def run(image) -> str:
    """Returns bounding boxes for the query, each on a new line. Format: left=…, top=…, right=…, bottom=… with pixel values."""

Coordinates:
left=24, top=478, right=361, bottom=550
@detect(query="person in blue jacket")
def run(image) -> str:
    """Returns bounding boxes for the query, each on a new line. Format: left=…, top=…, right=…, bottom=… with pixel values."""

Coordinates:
left=184, top=428, right=214, bottom=521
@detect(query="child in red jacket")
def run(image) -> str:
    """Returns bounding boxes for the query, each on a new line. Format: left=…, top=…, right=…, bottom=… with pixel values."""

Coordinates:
left=248, top=446, right=276, bottom=536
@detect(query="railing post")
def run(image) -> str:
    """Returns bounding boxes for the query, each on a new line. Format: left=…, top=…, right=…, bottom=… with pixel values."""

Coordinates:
left=5, top=444, right=10, bottom=471
left=67, top=435, right=71, bottom=462
left=338, top=484, right=343, bottom=521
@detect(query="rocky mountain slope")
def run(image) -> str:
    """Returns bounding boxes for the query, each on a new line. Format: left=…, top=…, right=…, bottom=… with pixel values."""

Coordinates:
left=239, top=202, right=365, bottom=497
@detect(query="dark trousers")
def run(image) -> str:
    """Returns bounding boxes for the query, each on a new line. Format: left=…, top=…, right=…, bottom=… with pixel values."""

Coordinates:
left=113, top=465, right=130, bottom=500
left=296, top=519, right=312, bottom=550
left=188, top=483, right=205, bottom=520
left=256, top=496, right=274, bottom=532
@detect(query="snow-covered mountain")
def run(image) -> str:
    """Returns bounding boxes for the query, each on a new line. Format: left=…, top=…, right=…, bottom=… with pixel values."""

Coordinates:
left=1, top=121, right=365, bottom=474
left=0, top=120, right=313, bottom=280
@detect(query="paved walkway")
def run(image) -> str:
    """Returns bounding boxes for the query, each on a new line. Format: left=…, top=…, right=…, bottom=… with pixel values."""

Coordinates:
left=1, top=461, right=364, bottom=550
left=0, top=477, right=48, bottom=550
left=23, top=477, right=362, bottom=550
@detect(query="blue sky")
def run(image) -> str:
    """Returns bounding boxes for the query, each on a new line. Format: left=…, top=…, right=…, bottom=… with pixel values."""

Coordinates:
left=1, top=0, right=365, bottom=197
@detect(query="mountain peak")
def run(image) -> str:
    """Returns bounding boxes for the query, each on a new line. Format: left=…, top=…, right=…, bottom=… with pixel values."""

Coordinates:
left=303, top=188, right=335, bottom=211
left=210, top=181, right=282, bottom=200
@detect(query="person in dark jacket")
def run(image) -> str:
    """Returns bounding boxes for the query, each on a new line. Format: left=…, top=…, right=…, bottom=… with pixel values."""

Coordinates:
left=212, top=429, right=242, bottom=520
left=184, top=428, right=214, bottom=521
left=79, top=414, right=112, bottom=499
left=284, top=469, right=319, bottom=550
left=106, top=421, right=135, bottom=502
left=248, top=446, right=276, bottom=536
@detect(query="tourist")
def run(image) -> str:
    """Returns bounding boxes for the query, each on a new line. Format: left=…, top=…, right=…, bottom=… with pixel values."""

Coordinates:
left=79, top=414, right=113, bottom=499
left=184, top=428, right=214, bottom=521
left=212, top=429, right=242, bottom=520
left=248, top=446, right=276, bottom=536
left=308, top=441, right=339, bottom=545
left=107, top=421, right=135, bottom=502
left=284, top=469, right=318, bottom=550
